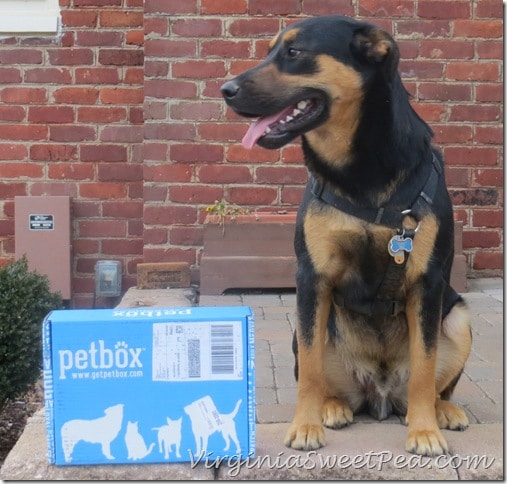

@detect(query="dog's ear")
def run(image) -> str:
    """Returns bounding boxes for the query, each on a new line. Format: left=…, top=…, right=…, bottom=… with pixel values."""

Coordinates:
left=351, top=26, right=399, bottom=74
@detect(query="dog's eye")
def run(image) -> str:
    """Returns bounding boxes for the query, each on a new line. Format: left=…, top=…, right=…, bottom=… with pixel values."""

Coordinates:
left=287, top=47, right=302, bottom=58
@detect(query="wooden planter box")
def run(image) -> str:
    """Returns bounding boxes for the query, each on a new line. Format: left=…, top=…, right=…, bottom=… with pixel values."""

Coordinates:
left=200, top=213, right=467, bottom=295
left=200, top=212, right=298, bottom=295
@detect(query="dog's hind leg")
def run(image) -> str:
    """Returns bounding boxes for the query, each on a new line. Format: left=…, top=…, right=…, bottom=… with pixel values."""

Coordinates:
left=435, top=299, right=472, bottom=431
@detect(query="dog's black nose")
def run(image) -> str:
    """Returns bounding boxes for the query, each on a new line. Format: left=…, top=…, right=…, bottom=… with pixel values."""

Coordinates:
left=221, top=80, right=240, bottom=99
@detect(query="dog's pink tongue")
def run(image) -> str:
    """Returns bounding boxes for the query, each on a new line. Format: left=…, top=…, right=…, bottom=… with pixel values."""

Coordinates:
left=241, top=113, right=281, bottom=149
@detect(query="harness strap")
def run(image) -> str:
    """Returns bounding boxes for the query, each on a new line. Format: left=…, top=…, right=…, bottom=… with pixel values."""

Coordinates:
left=310, top=153, right=442, bottom=228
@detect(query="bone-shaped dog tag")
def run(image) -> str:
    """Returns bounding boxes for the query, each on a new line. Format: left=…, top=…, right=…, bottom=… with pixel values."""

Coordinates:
left=388, top=234, right=412, bottom=265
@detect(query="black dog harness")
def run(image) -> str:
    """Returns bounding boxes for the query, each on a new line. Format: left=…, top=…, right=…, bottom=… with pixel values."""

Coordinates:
left=310, top=154, right=443, bottom=318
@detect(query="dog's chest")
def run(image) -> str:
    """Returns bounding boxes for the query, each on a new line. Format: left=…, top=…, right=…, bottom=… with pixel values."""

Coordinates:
left=303, top=206, right=393, bottom=286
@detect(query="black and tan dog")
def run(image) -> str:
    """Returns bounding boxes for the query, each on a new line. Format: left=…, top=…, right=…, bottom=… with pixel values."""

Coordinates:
left=221, top=15, right=471, bottom=456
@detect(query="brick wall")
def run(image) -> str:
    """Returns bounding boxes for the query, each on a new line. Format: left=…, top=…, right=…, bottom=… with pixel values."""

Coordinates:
left=0, top=0, right=503, bottom=307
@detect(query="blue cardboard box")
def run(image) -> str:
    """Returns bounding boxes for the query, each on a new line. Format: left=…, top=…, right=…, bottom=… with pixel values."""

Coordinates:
left=43, top=306, right=255, bottom=466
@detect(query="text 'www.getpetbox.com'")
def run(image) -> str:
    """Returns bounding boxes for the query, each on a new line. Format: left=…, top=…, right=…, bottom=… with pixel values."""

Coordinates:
left=189, top=451, right=495, bottom=477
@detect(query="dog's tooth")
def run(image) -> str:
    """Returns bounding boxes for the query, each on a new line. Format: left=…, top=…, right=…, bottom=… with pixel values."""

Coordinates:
left=280, top=119, right=285, bottom=124
left=297, top=100, right=308, bottom=110
left=292, top=109, right=301, bottom=116
left=285, top=115, right=294, bottom=122
left=265, top=126, right=271, bottom=134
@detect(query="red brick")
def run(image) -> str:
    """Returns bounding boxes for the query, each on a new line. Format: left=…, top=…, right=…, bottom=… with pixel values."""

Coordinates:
left=100, top=125, right=143, bottom=143
left=281, top=186, right=305, bottom=205
left=255, top=166, right=308, bottom=184
left=172, top=19, right=222, bottom=37
left=396, top=20, right=450, bottom=38
left=75, top=67, right=121, bottom=84
left=463, top=230, right=500, bottom=249
left=144, top=164, right=192, bottom=182
left=472, top=251, right=502, bottom=271
left=28, top=106, right=74, bottom=124
left=81, top=144, right=127, bottom=162
left=145, top=39, right=196, bottom=57
left=453, top=20, right=503, bottom=38
left=418, top=1, right=470, bottom=19
left=475, top=0, right=503, bottom=18
left=48, top=163, right=94, bottom=180
left=61, top=10, right=98, bottom=27
left=144, top=228, right=168, bottom=245
left=249, top=0, right=301, bottom=15
left=229, top=60, right=263, bottom=76
left=0, top=67, right=22, bottom=83
left=170, top=226, right=203, bottom=246
left=446, top=62, right=499, bottom=82
left=201, top=0, right=247, bottom=14
left=303, top=0, right=354, bottom=16
left=80, top=182, right=127, bottom=199
left=79, top=219, right=127, bottom=237
left=74, top=0, right=122, bottom=6
left=143, top=143, right=168, bottom=161
left=1, top=87, right=47, bottom=104
left=198, top=123, right=248, bottom=142
left=225, top=186, right=278, bottom=205
left=144, top=123, right=196, bottom=141
left=143, top=247, right=196, bottom=265
left=100, top=87, right=144, bottom=104
left=418, top=83, right=471, bottom=102
left=358, top=0, right=414, bottom=17
left=476, top=41, right=502, bottom=60
left=29, top=182, right=78, bottom=197
left=472, top=168, right=503, bottom=187
left=450, top=188, right=498, bottom=207
left=201, top=40, right=250, bottom=59
left=170, top=143, right=224, bottom=163
left=228, top=19, right=280, bottom=37
left=73, top=201, right=101, bottom=218
left=475, top=83, right=503, bottom=103
left=0, top=144, right=28, bottom=160
left=444, top=147, right=498, bottom=166
left=449, top=105, right=501, bottom=122
left=399, top=60, right=444, bottom=80
left=170, top=185, right=223, bottom=204
left=0, top=162, right=43, bottom=179
left=145, top=79, right=196, bottom=100
left=170, top=102, right=222, bottom=121
left=25, top=67, right=72, bottom=84
left=99, top=10, right=143, bottom=27
left=126, top=30, right=144, bottom=47
left=124, top=67, right=143, bottom=85
left=433, top=125, right=474, bottom=145
left=0, top=125, right=47, bottom=141
left=144, top=17, right=168, bottom=36
left=143, top=205, right=197, bottom=225
left=143, top=186, right=167, bottom=202
left=77, top=107, right=127, bottom=123
left=172, top=60, right=226, bottom=79
left=53, top=87, right=99, bottom=104
left=473, top=210, right=503, bottom=228
left=0, top=106, right=25, bottom=122
left=98, top=49, right=143, bottom=66
left=0, top=182, right=27, bottom=199
left=445, top=167, right=469, bottom=187
left=145, top=61, right=169, bottom=78
left=49, top=125, right=95, bottom=142
left=76, top=31, right=123, bottom=47
left=103, top=201, right=143, bottom=218
left=411, top=103, right=446, bottom=122
left=474, top=126, right=503, bottom=145
left=102, top=239, right=143, bottom=256
left=98, top=163, right=142, bottom=181
left=73, top=239, right=100, bottom=255
left=198, top=165, right=252, bottom=184
left=30, top=144, right=78, bottom=161
left=281, top=145, right=303, bottom=164
left=226, top=144, right=280, bottom=163
left=48, top=48, right=94, bottom=65
left=0, top=49, right=43, bottom=64
left=419, top=40, right=474, bottom=60
left=145, top=0, right=197, bottom=14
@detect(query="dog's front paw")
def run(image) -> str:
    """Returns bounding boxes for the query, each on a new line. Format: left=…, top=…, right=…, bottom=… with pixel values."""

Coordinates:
left=406, top=428, right=448, bottom=456
left=284, top=423, right=325, bottom=450
left=436, top=400, right=469, bottom=431
left=322, top=397, right=353, bottom=429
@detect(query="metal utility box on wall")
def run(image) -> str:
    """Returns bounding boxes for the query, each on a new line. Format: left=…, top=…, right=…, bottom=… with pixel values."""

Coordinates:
left=15, top=196, right=72, bottom=300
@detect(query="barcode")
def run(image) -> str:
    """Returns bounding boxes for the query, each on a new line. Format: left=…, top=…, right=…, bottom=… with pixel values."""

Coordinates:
left=211, top=324, right=234, bottom=375
left=188, top=339, right=200, bottom=378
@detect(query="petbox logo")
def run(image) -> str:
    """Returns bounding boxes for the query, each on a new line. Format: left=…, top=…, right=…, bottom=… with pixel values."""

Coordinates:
left=58, top=340, right=144, bottom=380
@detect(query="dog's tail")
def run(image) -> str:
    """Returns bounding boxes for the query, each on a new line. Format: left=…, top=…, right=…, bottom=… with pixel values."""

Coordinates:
left=227, top=399, right=242, bottom=419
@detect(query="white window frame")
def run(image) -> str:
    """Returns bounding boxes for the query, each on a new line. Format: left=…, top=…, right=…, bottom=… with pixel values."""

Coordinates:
left=0, top=0, right=60, bottom=33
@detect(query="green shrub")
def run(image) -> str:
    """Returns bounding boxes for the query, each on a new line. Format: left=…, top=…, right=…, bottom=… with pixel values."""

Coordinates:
left=0, top=257, right=63, bottom=404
